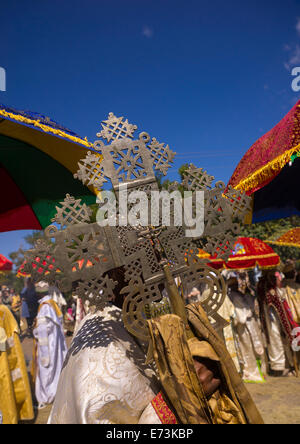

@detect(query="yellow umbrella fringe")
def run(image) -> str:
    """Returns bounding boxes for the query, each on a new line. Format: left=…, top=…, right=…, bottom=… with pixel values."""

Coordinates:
left=265, top=240, right=300, bottom=248
left=206, top=260, right=281, bottom=271
left=0, top=109, right=93, bottom=148
left=235, top=143, right=300, bottom=193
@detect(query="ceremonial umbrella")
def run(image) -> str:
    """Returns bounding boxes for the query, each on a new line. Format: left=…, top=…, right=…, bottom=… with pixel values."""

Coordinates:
left=197, top=237, right=280, bottom=270
left=17, top=257, right=94, bottom=278
left=227, top=100, right=300, bottom=223
left=0, top=104, right=99, bottom=233
left=0, top=254, right=13, bottom=273
left=266, top=227, right=300, bottom=248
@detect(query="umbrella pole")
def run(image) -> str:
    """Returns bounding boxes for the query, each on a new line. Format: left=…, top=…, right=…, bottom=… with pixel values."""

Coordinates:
left=293, top=352, right=299, bottom=378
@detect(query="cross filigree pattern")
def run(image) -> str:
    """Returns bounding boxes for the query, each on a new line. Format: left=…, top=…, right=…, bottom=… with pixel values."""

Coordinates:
left=147, top=137, right=176, bottom=175
left=74, top=151, right=106, bottom=191
left=97, top=112, right=138, bottom=142
left=110, top=145, right=147, bottom=181
left=182, top=164, right=215, bottom=191
left=24, top=111, right=251, bottom=341
left=76, top=275, right=118, bottom=310
left=52, top=194, right=92, bottom=228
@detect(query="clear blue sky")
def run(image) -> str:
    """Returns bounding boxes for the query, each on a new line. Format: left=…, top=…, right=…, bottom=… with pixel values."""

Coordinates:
left=1, top=0, right=300, bottom=260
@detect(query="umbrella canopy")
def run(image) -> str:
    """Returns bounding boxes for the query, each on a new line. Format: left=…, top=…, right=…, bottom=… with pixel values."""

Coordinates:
left=0, top=254, right=13, bottom=272
left=266, top=227, right=300, bottom=248
left=227, top=100, right=300, bottom=222
left=17, top=257, right=94, bottom=278
left=198, top=237, right=280, bottom=270
left=0, top=104, right=99, bottom=233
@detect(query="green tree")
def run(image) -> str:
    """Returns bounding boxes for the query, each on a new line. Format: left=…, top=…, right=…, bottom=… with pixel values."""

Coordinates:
left=3, top=230, right=47, bottom=294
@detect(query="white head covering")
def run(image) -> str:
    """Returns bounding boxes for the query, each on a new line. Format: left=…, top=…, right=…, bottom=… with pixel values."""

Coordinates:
left=35, top=281, right=49, bottom=295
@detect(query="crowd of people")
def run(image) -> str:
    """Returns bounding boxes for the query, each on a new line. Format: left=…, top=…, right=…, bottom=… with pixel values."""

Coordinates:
left=184, top=261, right=300, bottom=383
left=221, top=262, right=300, bottom=382
left=0, top=279, right=69, bottom=423
left=0, top=260, right=299, bottom=424
left=0, top=285, right=22, bottom=325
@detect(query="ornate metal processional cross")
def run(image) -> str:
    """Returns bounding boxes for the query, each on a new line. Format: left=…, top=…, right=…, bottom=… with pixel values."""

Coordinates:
left=23, top=113, right=251, bottom=342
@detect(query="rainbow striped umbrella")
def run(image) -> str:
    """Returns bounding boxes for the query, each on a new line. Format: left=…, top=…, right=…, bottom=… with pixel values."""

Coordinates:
left=0, top=104, right=99, bottom=233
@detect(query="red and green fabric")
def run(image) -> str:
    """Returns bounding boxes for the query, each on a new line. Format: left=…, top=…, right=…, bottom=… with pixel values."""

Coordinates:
left=0, top=104, right=98, bottom=232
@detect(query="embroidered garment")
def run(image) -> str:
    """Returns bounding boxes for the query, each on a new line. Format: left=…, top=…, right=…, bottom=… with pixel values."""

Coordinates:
left=150, top=392, right=178, bottom=424
left=257, top=282, right=299, bottom=372
left=147, top=304, right=264, bottom=424
left=260, top=287, right=299, bottom=344
left=265, top=306, right=293, bottom=371
left=48, top=305, right=163, bottom=424
left=282, top=280, right=300, bottom=325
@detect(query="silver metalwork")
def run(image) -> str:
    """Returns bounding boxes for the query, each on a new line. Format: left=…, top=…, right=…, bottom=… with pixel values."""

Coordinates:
left=24, top=112, right=251, bottom=341
left=97, top=112, right=138, bottom=142
left=51, top=194, right=92, bottom=228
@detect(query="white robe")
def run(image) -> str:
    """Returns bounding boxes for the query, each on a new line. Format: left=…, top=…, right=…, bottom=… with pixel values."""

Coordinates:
left=33, top=296, right=68, bottom=405
left=263, top=289, right=294, bottom=372
left=229, top=290, right=265, bottom=383
left=217, top=294, right=241, bottom=373
left=48, top=305, right=163, bottom=424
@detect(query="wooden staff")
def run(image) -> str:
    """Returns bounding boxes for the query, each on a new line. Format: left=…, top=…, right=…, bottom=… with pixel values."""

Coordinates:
left=293, top=352, right=299, bottom=378
left=163, top=263, right=194, bottom=340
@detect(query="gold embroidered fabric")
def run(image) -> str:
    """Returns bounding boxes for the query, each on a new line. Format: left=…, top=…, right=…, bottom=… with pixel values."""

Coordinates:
left=0, top=304, right=34, bottom=424
left=147, top=303, right=264, bottom=424
left=187, top=303, right=264, bottom=424
left=283, top=280, right=300, bottom=324
left=188, top=337, right=220, bottom=362
left=147, top=314, right=214, bottom=424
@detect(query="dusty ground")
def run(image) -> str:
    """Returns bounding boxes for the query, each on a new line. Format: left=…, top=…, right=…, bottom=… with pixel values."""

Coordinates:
left=20, top=335, right=300, bottom=425
left=246, top=376, right=300, bottom=424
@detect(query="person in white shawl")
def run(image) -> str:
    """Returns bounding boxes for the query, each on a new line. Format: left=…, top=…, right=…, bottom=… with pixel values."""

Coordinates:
left=48, top=304, right=164, bottom=424
left=48, top=284, right=67, bottom=312
left=227, top=272, right=266, bottom=383
left=32, top=281, right=68, bottom=410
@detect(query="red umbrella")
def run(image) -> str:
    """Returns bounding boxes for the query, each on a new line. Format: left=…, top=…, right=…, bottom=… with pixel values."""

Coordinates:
left=197, top=237, right=280, bottom=271
left=227, top=100, right=300, bottom=222
left=17, top=256, right=58, bottom=278
left=0, top=254, right=13, bottom=272
left=17, top=257, right=95, bottom=278
left=266, top=227, right=300, bottom=248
